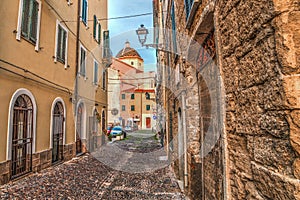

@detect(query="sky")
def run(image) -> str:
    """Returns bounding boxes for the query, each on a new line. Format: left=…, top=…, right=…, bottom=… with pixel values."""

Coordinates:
left=108, top=0, right=156, bottom=72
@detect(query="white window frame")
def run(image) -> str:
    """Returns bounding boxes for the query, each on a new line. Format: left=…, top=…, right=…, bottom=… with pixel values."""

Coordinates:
left=54, top=20, right=68, bottom=68
left=16, top=0, right=42, bottom=51
left=79, top=43, right=87, bottom=77
left=81, top=0, right=89, bottom=26
left=93, top=59, right=99, bottom=86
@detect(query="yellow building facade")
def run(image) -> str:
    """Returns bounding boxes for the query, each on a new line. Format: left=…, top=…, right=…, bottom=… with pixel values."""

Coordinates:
left=0, top=0, right=109, bottom=184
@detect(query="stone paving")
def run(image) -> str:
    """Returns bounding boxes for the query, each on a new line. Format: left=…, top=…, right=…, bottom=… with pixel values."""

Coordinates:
left=0, top=131, right=186, bottom=199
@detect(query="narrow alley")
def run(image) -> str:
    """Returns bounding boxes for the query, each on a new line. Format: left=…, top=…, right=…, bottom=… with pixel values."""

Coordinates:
left=0, top=131, right=186, bottom=199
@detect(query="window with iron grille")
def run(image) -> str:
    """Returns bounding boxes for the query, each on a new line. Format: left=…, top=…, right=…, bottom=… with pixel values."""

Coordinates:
left=17, top=0, right=41, bottom=50
left=81, top=0, right=88, bottom=25
left=55, top=23, right=68, bottom=65
left=122, top=94, right=126, bottom=99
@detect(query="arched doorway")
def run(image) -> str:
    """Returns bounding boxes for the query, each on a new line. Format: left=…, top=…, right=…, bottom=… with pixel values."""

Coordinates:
left=11, top=94, right=33, bottom=178
left=52, top=102, right=64, bottom=163
left=76, top=103, right=84, bottom=154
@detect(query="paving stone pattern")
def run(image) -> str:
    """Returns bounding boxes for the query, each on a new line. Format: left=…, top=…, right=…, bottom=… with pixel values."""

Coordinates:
left=0, top=132, right=186, bottom=199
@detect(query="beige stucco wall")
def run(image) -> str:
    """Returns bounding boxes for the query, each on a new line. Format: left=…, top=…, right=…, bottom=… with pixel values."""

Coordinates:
left=0, top=0, right=108, bottom=162
left=119, top=57, right=144, bottom=71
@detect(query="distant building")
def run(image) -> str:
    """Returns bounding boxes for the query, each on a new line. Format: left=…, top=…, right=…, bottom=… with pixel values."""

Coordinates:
left=108, top=42, right=156, bottom=130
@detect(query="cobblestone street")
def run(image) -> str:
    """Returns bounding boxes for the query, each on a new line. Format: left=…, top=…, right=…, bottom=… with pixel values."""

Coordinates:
left=0, top=131, right=186, bottom=199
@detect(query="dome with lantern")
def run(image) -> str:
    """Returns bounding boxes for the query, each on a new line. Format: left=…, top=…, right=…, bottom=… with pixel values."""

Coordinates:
left=116, top=41, right=144, bottom=71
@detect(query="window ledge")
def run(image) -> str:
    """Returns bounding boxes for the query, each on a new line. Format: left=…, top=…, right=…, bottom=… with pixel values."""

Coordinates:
left=186, top=0, right=201, bottom=29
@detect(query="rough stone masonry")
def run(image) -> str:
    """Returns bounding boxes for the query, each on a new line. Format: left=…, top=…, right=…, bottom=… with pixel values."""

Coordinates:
left=157, top=0, right=300, bottom=199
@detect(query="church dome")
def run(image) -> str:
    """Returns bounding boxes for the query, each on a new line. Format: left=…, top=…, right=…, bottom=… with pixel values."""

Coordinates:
left=116, top=41, right=142, bottom=59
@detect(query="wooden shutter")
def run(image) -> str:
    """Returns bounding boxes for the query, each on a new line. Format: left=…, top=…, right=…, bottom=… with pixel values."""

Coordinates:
left=82, top=0, right=87, bottom=24
left=21, top=0, right=30, bottom=37
left=97, top=24, right=101, bottom=44
left=93, top=15, right=97, bottom=39
left=30, top=0, right=39, bottom=43
left=57, top=26, right=62, bottom=60
left=61, top=29, right=67, bottom=63
left=94, top=62, right=98, bottom=84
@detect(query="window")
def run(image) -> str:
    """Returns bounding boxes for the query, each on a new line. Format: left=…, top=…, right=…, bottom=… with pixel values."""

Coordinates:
left=131, top=94, right=135, bottom=99
left=93, top=15, right=101, bottom=44
left=122, top=105, right=126, bottom=111
left=81, top=0, right=88, bottom=25
left=93, top=60, right=99, bottom=85
left=122, top=94, right=125, bottom=99
left=146, top=105, right=150, bottom=111
left=102, top=70, right=106, bottom=90
left=16, top=0, right=42, bottom=51
left=145, top=92, right=150, bottom=100
left=55, top=21, right=68, bottom=66
left=131, top=105, right=135, bottom=111
left=79, top=45, right=86, bottom=76
left=131, top=61, right=134, bottom=65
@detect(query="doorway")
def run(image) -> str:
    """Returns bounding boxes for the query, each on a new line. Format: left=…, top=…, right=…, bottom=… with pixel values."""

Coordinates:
left=11, top=94, right=33, bottom=178
left=52, top=102, right=64, bottom=163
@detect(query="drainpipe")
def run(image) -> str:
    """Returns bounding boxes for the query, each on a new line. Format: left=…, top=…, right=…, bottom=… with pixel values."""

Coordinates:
left=181, top=91, right=188, bottom=187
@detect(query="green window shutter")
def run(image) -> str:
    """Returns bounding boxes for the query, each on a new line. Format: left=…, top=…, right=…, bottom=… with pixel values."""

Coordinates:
left=94, top=61, right=98, bottom=84
left=97, top=24, right=101, bottom=44
left=82, top=0, right=87, bottom=24
left=82, top=50, right=86, bottom=75
left=61, top=29, right=67, bottom=63
left=93, top=15, right=97, bottom=39
left=21, top=0, right=30, bottom=37
left=29, top=0, right=39, bottom=43
left=56, top=26, right=62, bottom=60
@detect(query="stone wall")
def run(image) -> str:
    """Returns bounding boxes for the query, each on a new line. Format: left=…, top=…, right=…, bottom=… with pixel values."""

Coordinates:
left=216, top=0, right=300, bottom=199
left=157, top=0, right=300, bottom=199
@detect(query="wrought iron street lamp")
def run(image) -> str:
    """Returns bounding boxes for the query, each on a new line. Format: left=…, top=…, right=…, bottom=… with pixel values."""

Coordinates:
left=136, top=24, right=149, bottom=47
